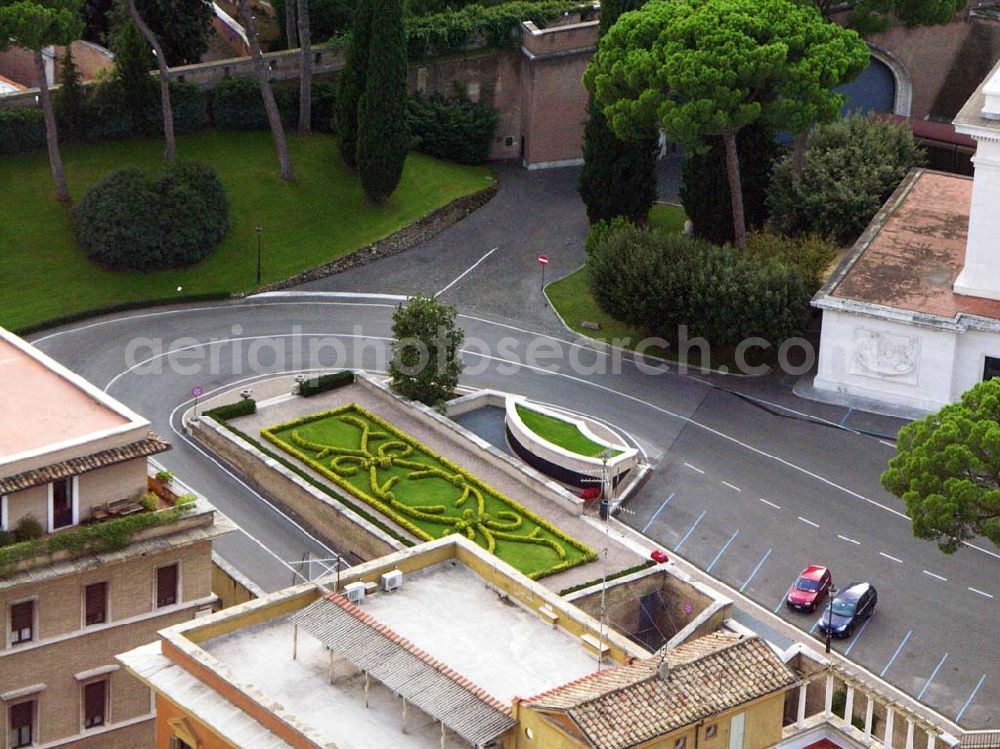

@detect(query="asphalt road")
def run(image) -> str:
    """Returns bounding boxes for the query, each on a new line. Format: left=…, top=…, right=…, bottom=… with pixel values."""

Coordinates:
left=24, top=162, right=998, bottom=730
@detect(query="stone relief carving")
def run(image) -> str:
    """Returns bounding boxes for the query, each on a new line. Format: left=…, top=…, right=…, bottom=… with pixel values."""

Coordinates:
left=852, top=328, right=920, bottom=382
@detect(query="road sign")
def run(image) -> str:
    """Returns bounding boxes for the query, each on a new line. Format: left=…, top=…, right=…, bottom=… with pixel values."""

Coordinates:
left=538, top=255, right=549, bottom=265
left=191, top=386, right=204, bottom=398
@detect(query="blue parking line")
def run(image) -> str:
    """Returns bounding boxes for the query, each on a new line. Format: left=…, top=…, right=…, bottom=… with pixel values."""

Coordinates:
left=839, top=407, right=854, bottom=427
left=675, top=510, right=708, bottom=552
left=707, top=529, right=739, bottom=572
left=880, top=630, right=912, bottom=677
left=739, top=548, right=773, bottom=592
left=956, top=674, right=987, bottom=722
left=642, top=492, right=675, bottom=534
left=843, top=617, right=872, bottom=656
left=917, top=653, right=949, bottom=701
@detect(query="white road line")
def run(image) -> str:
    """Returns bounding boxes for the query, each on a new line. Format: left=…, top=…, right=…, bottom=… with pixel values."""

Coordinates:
left=968, top=587, right=994, bottom=599
left=880, top=552, right=904, bottom=564
left=759, top=498, right=781, bottom=510
left=436, top=247, right=498, bottom=297
left=683, top=462, right=704, bottom=474
left=879, top=440, right=897, bottom=449
left=923, top=570, right=948, bottom=582
left=253, top=291, right=408, bottom=301
left=798, top=516, right=820, bottom=528
left=838, top=534, right=861, bottom=545
left=721, top=481, right=742, bottom=492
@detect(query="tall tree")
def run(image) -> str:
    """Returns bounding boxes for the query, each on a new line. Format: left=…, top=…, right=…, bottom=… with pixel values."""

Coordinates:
left=284, top=0, right=297, bottom=48
left=355, top=0, right=407, bottom=202
left=578, top=0, right=658, bottom=225
left=134, top=0, right=212, bottom=64
left=882, top=378, right=1000, bottom=553
left=298, top=0, right=312, bottom=135
left=54, top=46, right=86, bottom=142
left=124, top=0, right=175, bottom=161
left=585, top=0, right=868, bottom=249
left=110, top=16, right=156, bottom=132
left=0, top=0, right=83, bottom=201
left=237, top=0, right=296, bottom=181
left=335, top=0, right=372, bottom=167
left=389, top=294, right=465, bottom=408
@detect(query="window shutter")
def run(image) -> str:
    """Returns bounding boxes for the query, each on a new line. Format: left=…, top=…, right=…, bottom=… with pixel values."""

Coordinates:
left=9, top=701, right=33, bottom=748
left=157, top=564, right=178, bottom=607
left=84, top=680, right=107, bottom=728
left=85, top=583, right=107, bottom=625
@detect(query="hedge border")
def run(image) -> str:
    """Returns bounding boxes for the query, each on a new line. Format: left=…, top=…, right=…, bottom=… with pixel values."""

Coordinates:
left=300, top=371, right=356, bottom=397
left=558, top=559, right=656, bottom=596
left=261, top=403, right=597, bottom=579
left=203, top=398, right=257, bottom=421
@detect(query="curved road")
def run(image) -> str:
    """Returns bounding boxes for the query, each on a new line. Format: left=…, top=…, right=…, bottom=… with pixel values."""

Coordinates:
left=26, top=166, right=998, bottom=730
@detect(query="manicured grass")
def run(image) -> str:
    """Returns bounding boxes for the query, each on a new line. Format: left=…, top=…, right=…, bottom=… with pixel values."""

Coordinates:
left=515, top=404, right=619, bottom=458
left=648, top=203, right=687, bottom=234
left=262, top=405, right=596, bottom=579
left=0, top=131, right=493, bottom=331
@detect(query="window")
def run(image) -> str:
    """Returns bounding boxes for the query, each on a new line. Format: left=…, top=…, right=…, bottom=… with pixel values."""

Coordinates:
left=51, top=477, right=74, bottom=530
left=83, top=679, right=107, bottom=729
left=674, top=738, right=687, bottom=749
left=170, top=738, right=194, bottom=749
left=157, top=564, right=179, bottom=608
left=9, top=700, right=34, bottom=748
left=85, top=583, right=107, bottom=626
left=9, top=600, right=33, bottom=645
left=984, top=356, right=1000, bottom=382
left=706, top=724, right=718, bottom=739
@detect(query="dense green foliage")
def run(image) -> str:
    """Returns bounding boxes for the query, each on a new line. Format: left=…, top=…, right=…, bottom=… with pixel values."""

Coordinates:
left=407, top=93, right=499, bottom=164
left=585, top=223, right=811, bottom=349
left=110, top=17, right=157, bottom=134
left=299, top=371, right=356, bottom=396
left=134, top=0, right=213, bottom=65
left=390, top=293, right=464, bottom=407
left=744, top=230, right=839, bottom=293
left=356, top=0, right=409, bottom=202
left=275, top=0, right=354, bottom=43
left=212, top=75, right=290, bottom=131
left=516, top=404, right=621, bottom=458
left=820, top=0, right=966, bottom=33
left=336, top=0, right=372, bottom=166
left=55, top=49, right=87, bottom=142
left=881, top=379, right=1000, bottom=554
left=73, top=161, right=229, bottom=270
left=679, top=123, right=782, bottom=246
left=0, top=109, right=46, bottom=155
left=204, top=398, right=258, bottom=421
left=769, top=115, right=925, bottom=244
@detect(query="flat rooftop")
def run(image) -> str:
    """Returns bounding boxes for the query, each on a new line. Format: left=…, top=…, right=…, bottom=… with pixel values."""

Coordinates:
left=0, top=331, right=133, bottom=463
left=827, top=170, right=999, bottom=320
left=202, top=563, right=603, bottom=748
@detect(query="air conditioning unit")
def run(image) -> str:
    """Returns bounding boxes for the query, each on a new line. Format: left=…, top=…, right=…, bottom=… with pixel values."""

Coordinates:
left=381, top=569, right=403, bottom=592
left=344, top=582, right=366, bottom=605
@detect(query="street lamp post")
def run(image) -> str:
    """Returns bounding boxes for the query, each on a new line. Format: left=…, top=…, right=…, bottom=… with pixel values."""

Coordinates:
left=824, top=586, right=838, bottom=654
left=255, top=226, right=263, bottom=285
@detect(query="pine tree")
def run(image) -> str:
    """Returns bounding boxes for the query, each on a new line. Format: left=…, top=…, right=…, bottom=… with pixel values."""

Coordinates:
left=578, top=0, right=658, bottom=225
left=55, top=48, right=86, bottom=142
left=355, top=0, right=408, bottom=203
left=335, top=0, right=372, bottom=167
left=110, top=17, right=156, bottom=133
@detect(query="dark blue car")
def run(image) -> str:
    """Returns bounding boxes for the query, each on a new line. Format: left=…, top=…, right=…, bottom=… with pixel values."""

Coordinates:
left=816, top=581, right=877, bottom=638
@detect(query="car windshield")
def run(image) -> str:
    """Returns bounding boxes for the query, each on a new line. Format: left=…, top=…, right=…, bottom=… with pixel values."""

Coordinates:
left=832, top=599, right=856, bottom=617
left=796, top=579, right=819, bottom=592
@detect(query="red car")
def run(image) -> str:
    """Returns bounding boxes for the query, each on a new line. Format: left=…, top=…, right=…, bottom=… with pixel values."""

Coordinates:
left=786, top=565, right=833, bottom=613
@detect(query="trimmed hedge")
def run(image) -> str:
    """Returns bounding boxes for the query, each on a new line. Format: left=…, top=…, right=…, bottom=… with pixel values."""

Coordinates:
left=204, top=397, right=258, bottom=421
left=559, top=559, right=656, bottom=595
left=0, top=109, right=46, bottom=155
left=408, top=93, right=499, bottom=164
left=299, top=371, right=356, bottom=397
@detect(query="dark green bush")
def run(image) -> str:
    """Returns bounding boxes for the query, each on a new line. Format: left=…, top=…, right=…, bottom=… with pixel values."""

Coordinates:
left=148, top=81, right=209, bottom=135
left=0, top=109, right=47, bottom=155
left=745, top=230, right=840, bottom=293
left=275, top=0, right=355, bottom=43
left=299, top=371, right=355, bottom=396
left=586, top=224, right=811, bottom=349
left=212, top=76, right=270, bottom=130
left=12, top=515, right=44, bottom=543
left=311, top=79, right=338, bottom=133
left=0, top=530, right=11, bottom=548
left=407, top=93, right=499, bottom=164
left=85, top=80, right=138, bottom=141
left=204, top=398, right=257, bottom=421
left=73, top=161, right=229, bottom=271
left=768, top=114, right=925, bottom=244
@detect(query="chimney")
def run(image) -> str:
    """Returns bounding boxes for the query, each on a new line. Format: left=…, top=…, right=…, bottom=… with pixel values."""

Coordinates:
left=657, top=658, right=670, bottom=682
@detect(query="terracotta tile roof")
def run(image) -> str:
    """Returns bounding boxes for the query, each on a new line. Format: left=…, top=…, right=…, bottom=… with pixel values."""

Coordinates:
left=0, top=432, right=170, bottom=494
left=526, top=631, right=797, bottom=749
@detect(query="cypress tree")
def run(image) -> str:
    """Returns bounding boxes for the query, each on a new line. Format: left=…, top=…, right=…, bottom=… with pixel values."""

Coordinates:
left=335, top=0, right=373, bottom=167
left=579, top=0, right=658, bottom=225
left=356, top=0, right=408, bottom=203
left=110, top=17, right=156, bottom=133
left=55, top=48, right=86, bottom=143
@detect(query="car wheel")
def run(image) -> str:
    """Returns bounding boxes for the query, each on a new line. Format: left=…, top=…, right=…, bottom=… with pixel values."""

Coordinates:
left=845, top=625, right=854, bottom=638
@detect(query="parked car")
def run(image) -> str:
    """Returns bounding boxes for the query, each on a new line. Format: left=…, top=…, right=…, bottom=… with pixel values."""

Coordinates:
left=817, top=581, right=878, bottom=638
left=786, top=565, right=833, bottom=613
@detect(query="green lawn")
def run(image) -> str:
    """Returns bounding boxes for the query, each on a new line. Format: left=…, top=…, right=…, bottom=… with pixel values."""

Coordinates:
left=515, top=404, right=619, bottom=458
left=262, top=404, right=596, bottom=579
left=0, top=131, right=493, bottom=331
left=648, top=203, right=687, bottom=234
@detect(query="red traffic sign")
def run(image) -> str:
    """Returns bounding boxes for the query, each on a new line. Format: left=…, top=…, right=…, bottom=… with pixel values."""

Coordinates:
left=538, top=255, right=549, bottom=265
left=191, top=386, right=204, bottom=398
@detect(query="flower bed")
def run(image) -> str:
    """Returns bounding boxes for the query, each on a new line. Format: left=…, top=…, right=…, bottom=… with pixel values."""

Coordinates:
left=261, top=404, right=597, bottom=579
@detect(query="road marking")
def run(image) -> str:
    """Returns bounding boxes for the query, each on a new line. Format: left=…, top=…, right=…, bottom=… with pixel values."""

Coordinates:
left=253, top=291, right=408, bottom=301
left=968, top=587, right=994, bottom=599
left=923, top=570, right=948, bottom=582
left=838, top=407, right=854, bottom=427
left=674, top=510, right=708, bottom=552
left=739, top=548, right=773, bottom=592
left=843, top=617, right=872, bottom=656
left=707, top=529, right=740, bottom=572
left=917, top=653, right=949, bottom=701
left=721, top=481, right=742, bottom=492
left=837, top=534, right=861, bottom=545
left=809, top=619, right=820, bottom=634
left=641, top=492, right=675, bottom=534
left=880, top=630, right=912, bottom=677
left=798, top=516, right=820, bottom=528
left=683, top=462, right=704, bottom=474
left=759, top=498, right=781, bottom=510
left=879, top=440, right=897, bottom=449
left=880, top=552, right=904, bottom=564
left=774, top=595, right=788, bottom=613
left=436, top=246, right=498, bottom=297
left=956, top=674, right=987, bottom=722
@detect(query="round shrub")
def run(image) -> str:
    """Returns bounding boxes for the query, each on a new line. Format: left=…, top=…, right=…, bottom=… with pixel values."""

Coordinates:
left=12, top=515, right=44, bottom=544
left=73, top=161, right=229, bottom=271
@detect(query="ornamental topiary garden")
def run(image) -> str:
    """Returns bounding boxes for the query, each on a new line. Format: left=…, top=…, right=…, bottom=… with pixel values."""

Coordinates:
left=73, top=161, right=229, bottom=271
